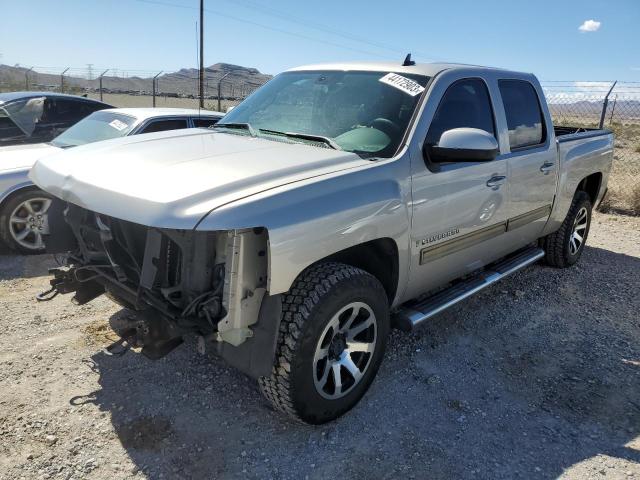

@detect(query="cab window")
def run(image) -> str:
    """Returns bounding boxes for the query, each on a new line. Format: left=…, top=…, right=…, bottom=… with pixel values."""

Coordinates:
left=498, top=80, right=545, bottom=150
left=425, top=78, right=496, bottom=147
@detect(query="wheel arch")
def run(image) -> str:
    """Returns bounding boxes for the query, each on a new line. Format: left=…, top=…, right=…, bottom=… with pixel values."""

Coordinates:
left=576, top=172, right=602, bottom=205
left=0, top=182, right=40, bottom=210
left=317, top=237, right=400, bottom=305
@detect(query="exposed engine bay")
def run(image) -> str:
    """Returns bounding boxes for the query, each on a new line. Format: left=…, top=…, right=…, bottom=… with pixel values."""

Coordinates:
left=43, top=202, right=269, bottom=362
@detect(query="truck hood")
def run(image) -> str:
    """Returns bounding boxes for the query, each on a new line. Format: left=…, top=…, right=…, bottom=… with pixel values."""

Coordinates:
left=29, top=128, right=366, bottom=229
left=0, top=143, right=60, bottom=172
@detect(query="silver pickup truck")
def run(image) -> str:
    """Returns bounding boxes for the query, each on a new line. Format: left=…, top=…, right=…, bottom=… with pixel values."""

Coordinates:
left=29, top=60, right=613, bottom=424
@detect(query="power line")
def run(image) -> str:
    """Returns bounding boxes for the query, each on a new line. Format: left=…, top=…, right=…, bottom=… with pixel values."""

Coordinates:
left=133, top=0, right=394, bottom=60
left=221, top=0, right=437, bottom=61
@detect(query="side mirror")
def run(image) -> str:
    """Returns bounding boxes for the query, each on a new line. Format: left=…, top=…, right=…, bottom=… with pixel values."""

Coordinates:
left=426, top=128, right=499, bottom=162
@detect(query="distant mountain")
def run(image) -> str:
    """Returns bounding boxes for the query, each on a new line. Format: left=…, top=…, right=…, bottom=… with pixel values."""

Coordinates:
left=0, top=63, right=272, bottom=99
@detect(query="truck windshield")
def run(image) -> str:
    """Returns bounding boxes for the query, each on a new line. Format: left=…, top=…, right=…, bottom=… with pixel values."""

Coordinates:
left=51, top=111, right=137, bottom=148
left=218, top=70, right=430, bottom=158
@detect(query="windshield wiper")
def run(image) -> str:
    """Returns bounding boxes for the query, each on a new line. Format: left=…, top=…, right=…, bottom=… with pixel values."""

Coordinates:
left=212, top=122, right=258, bottom=137
left=258, top=129, right=342, bottom=151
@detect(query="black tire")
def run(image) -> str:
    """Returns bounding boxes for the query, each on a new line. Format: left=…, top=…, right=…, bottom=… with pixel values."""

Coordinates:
left=542, top=191, right=592, bottom=268
left=0, top=189, right=53, bottom=254
left=259, top=262, right=390, bottom=424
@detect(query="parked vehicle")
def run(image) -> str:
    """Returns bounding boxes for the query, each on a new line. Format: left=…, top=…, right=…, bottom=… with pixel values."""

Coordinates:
left=0, top=92, right=112, bottom=147
left=0, top=107, right=223, bottom=253
left=29, top=60, right=613, bottom=424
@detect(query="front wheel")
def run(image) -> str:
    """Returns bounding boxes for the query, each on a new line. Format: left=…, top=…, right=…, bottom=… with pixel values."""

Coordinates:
left=0, top=189, right=53, bottom=254
left=542, top=190, right=592, bottom=268
left=259, top=262, right=389, bottom=424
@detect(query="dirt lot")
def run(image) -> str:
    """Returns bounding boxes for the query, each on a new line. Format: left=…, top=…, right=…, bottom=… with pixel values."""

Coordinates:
left=0, top=212, right=639, bottom=480
left=84, top=93, right=239, bottom=115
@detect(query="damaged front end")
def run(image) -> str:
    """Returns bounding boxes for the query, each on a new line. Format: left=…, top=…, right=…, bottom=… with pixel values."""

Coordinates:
left=42, top=202, right=272, bottom=366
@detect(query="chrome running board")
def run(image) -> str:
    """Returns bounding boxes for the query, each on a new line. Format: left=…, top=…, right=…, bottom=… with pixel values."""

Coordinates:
left=394, top=247, right=545, bottom=331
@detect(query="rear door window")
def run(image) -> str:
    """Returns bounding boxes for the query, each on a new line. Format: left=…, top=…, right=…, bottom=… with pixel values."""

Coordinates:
left=498, top=80, right=545, bottom=150
left=49, top=99, right=91, bottom=124
left=192, top=117, right=220, bottom=128
left=139, top=119, right=189, bottom=134
left=425, top=78, right=496, bottom=146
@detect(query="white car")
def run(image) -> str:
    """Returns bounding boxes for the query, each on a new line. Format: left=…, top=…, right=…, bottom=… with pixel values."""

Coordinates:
left=0, top=107, right=223, bottom=253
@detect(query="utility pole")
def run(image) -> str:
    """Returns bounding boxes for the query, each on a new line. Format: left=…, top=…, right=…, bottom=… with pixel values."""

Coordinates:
left=25, top=67, right=34, bottom=90
left=98, top=69, right=109, bottom=101
left=60, top=67, right=70, bottom=93
left=199, top=0, right=205, bottom=108
left=86, top=63, right=94, bottom=81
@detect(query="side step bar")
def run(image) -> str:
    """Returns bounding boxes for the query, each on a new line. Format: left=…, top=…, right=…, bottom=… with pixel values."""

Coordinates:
left=394, top=247, right=545, bottom=331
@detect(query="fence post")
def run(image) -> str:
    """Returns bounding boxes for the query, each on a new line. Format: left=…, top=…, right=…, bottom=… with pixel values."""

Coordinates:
left=152, top=71, right=162, bottom=107
left=217, top=71, right=232, bottom=112
left=60, top=67, right=70, bottom=93
left=98, top=69, right=109, bottom=101
left=608, top=94, right=618, bottom=125
left=24, top=67, right=34, bottom=90
left=599, top=81, right=617, bottom=129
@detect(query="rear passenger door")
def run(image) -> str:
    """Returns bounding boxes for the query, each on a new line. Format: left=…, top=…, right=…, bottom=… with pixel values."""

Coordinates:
left=498, top=80, right=556, bottom=242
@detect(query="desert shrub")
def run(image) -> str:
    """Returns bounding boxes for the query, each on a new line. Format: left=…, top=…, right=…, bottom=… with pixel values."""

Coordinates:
left=630, top=184, right=640, bottom=215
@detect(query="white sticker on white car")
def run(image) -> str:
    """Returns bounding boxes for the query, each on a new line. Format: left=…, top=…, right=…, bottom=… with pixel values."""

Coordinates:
left=109, top=119, right=128, bottom=131
left=379, top=73, right=425, bottom=96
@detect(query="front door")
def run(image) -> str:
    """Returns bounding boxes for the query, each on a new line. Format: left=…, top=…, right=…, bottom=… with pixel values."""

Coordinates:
left=405, top=77, right=510, bottom=300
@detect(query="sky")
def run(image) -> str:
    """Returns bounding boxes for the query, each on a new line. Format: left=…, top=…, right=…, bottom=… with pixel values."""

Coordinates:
left=1, top=0, right=639, bottom=82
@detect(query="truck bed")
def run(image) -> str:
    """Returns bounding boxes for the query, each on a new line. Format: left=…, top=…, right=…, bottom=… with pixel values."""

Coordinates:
left=554, top=125, right=611, bottom=142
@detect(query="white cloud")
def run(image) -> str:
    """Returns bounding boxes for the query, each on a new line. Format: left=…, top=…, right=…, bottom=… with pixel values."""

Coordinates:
left=578, top=19, right=601, bottom=32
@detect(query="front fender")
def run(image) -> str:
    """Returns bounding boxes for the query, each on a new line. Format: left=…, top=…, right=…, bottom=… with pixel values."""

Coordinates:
left=195, top=156, right=412, bottom=302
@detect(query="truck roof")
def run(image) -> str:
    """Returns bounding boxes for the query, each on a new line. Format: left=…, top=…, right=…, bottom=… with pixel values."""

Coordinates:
left=287, top=61, right=522, bottom=78
left=104, top=107, right=224, bottom=120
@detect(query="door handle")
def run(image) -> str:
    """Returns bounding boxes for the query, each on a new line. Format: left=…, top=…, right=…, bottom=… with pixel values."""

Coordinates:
left=540, top=162, right=555, bottom=175
left=486, top=175, right=506, bottom=190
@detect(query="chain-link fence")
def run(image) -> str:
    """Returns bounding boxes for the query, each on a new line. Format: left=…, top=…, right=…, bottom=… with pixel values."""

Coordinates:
left=0, top=65, right=268, bottom=113
left=542, top=81, right=640, bottom=215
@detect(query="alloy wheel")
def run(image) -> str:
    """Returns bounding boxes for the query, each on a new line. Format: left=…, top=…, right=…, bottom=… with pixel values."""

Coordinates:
left=9, top=197, right=52, bottom=251
left=569, top=206, right=588, bottom=255
left=313, top=301, right=377, bottom=400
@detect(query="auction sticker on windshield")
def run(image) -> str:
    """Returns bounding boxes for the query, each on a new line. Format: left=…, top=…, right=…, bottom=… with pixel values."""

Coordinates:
left=109, top=119, right=128, bottom=131
left=379, top=73, right=425, bottom=96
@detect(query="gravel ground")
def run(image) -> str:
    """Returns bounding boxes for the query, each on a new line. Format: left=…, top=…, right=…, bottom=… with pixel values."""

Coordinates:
left=0, top=212, right=639, bottom=480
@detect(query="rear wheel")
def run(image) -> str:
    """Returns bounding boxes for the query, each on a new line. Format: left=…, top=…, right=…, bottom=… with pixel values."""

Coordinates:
left=0, top=189, right=53, bottom=254
left=542, top=191, right=592, bottom=268
left=259, top=262, right=389, bottom=424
